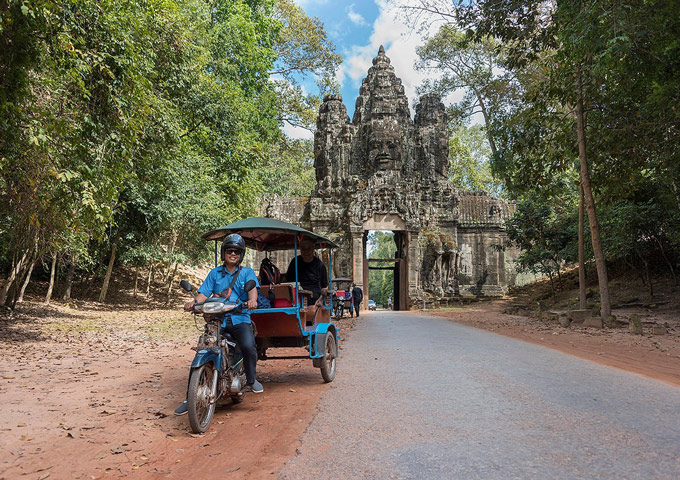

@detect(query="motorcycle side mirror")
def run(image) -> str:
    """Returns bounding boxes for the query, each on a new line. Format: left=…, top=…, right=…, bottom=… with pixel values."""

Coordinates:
left=243, top=279, right=256, bottom=292
left=179, top=280, right=193, bottom=292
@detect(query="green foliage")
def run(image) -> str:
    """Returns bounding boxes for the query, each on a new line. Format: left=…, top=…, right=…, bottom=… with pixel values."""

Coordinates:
left=415, top=24, right=506, bottom=129
left=257, top=138, right=316, bottom=197
left=505, top=198, right=577, bottom=282
left=367, top=231, right=396, bottom=306
left=449, top=124, right=503, bottom=196
left=423, top=0, right=680, bottom=279
left=599, top=177, right=680, bottom=269
left=270, top=0, right=341, bottom=132
left=0, top=0, right=341, bottom=304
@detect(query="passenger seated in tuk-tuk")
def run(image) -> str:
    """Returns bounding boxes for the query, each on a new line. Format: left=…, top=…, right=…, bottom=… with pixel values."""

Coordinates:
left=283, top=238, right=329, bottom=306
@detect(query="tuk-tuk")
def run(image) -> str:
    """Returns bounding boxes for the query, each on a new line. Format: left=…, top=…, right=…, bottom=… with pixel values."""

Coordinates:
left=202, top=217, right=339, bottom=383
left=331, top=278, right=353, bottom=319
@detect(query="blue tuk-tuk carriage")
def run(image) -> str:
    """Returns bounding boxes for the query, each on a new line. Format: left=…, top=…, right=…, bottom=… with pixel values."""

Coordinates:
left=202, top=217, right=339, bottom=383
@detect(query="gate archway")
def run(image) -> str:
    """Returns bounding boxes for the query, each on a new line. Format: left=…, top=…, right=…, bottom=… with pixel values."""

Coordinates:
left=362, top=215, right=409, bottom=311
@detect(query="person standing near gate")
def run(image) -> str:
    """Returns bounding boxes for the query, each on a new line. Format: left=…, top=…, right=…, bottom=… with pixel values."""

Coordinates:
left=350, top=283, right=363, bottom=317
left=387, top=296, right=392, bottom=310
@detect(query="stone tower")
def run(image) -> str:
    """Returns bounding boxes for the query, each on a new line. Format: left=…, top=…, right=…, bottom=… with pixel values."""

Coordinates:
left=265, top=46, right=519, bottom=308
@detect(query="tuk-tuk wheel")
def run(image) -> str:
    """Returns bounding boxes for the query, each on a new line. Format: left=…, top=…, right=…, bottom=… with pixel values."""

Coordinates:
left=318, top=332, right=336, bottom=383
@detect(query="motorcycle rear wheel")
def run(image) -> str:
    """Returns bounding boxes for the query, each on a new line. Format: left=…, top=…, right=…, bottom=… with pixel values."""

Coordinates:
left=188, top=364, right=217, bottom=433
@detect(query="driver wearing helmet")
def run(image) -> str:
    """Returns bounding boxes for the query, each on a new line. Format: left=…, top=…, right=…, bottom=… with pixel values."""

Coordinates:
left=175, top=233, right=262, bottom=416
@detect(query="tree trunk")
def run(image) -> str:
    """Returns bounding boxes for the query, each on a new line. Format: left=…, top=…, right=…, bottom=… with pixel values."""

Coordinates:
left=576, top=66, right=610, bottom=324
left=548, top=272, right=555, bottom=302
left=655, top=237, right=678, bottom=287
left=62, top=255, right=78, bottom=301
left=0, top=249, right=30, bottom=306
left=17, top=255, right=37, bottom=303
left=45, top=250, right=58, bottom=305
left=133, top=264, right=139, bottom=297
left=555, top=262, right=563, bottom=291
left=578, top=185, right=587, bottom=309
left=637, top=251, right=654, bottom=298
left=165, top=262, right=179, bottom=304
left=146, top=264, right=154, bottom=297
left=162, top=234, right=179, bottom=286
left=473, top=87, right=498, bottom=157
left=99, top=242, right=117, bottom=303
left=162, top=263, right=172, bottom=285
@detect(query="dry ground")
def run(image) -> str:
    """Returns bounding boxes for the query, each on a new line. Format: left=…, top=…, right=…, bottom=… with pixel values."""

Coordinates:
left=0, top=297, right=356, bottom=480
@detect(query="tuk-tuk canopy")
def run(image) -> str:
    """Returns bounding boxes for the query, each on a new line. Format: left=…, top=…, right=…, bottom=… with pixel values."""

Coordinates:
left=202, top=217, right=340, bottom=251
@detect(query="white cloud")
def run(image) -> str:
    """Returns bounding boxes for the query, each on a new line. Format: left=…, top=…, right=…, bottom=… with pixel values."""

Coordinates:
left=338, top=0, right=443, bottom=115
left=347, top=4, right=368, bottom=26
left=282, top=122, right=315, bottom=140
left=335, top=0, right=482, bottom=124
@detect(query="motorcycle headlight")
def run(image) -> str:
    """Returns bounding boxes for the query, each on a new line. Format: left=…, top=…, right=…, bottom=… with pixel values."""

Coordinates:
left=202, top=302, right=238, bottom=314
left=203, top=302, right=225, bottom=314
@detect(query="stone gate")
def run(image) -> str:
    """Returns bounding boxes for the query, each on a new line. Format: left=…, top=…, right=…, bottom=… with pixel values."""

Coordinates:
left=264, top=46, right=520, bottom=309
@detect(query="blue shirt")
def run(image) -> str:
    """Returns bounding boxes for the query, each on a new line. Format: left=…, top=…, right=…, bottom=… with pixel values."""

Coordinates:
left=198, top=265, right=259, bottom=325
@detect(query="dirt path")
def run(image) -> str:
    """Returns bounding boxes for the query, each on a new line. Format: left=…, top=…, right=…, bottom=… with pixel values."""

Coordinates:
left=0, top=301, right=353, bottom=479
left=2, top=298, right=678, bottom=479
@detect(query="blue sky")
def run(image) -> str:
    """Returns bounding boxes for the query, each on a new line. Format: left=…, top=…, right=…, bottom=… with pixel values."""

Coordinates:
left=286, top=0, right=455, bottom=139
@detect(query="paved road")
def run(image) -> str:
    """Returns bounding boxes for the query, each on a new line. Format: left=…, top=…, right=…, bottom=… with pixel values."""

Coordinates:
left=279, top=311, right=680, bottom=479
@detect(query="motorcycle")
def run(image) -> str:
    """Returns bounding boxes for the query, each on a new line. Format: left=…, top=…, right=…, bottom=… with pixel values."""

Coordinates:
left=179, top=278, right=256, bottom=433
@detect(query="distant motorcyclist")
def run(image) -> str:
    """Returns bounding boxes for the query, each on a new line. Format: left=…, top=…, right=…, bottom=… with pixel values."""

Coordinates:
left=175, top=233, right=261, bottom=416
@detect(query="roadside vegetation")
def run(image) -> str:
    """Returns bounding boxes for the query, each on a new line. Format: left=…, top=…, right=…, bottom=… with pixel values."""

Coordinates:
left=0, top=0, right=339, bottom=308
left=406, top=0, right=680, bottom=322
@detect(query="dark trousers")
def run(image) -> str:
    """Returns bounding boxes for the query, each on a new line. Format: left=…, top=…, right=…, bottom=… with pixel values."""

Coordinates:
left=351, top=300, right=361, bottom=316
left=222, top=321, right=258, bottom=384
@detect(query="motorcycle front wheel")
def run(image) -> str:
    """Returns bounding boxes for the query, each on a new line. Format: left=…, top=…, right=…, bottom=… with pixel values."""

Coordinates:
left=188, top=364, right=217, bottom=433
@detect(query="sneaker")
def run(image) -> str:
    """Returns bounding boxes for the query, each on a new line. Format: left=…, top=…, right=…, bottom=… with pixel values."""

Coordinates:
left=246, top=380, right=264, bottom=394
left=174, top=400, right=188, bottom=416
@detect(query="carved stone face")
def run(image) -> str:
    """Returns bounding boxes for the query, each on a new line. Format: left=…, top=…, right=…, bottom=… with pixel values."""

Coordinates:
left=367, top=124, right=402, bottom=170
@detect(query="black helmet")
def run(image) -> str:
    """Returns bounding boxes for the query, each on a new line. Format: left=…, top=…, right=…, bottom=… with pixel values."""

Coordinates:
left=221, top=233, right=246, bottom=263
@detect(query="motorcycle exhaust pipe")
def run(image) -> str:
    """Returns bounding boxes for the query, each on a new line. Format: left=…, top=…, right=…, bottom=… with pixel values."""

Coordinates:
left=230, top=375, right=244, bottom=393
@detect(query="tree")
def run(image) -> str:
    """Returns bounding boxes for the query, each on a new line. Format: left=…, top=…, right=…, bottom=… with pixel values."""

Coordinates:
left=416, top=24, right=511, bottom=156
left=449, top=124, right=503, bottom=196
left=270, top=0, right=342, bottom=132
left=505, top=198, right=578, bottom=300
